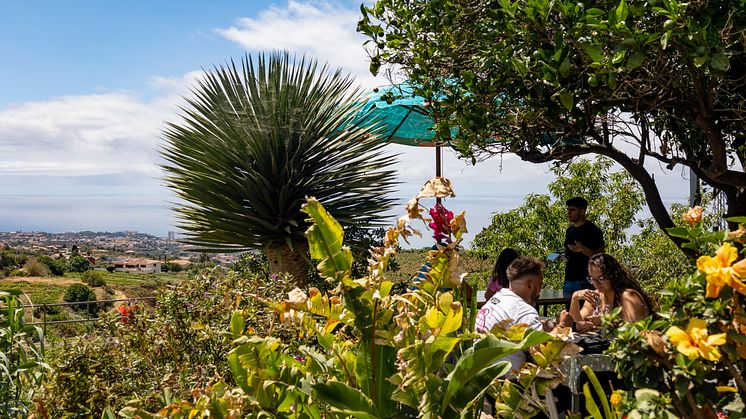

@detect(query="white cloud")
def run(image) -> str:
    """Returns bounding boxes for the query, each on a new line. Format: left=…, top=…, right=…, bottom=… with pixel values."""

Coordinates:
left=215, top=0, right=385, bottom=89
left=0, top=85, right=188, bottom=178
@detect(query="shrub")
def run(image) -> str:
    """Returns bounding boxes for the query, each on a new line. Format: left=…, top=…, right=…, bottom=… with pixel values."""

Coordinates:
left=81, top=270, right=105, bottom=287
left=37, top=266, right=299, bottom=417
left=23, top=257, right=50, bottom=277
left=607, top=211, right=746, bottom=418
left=36, top=255, right=66, bottom=276
left=9, top=269, right=25, bottom=277
left=67, top=256, right=91, bottom=273
left=63, top=284, right=96, bottom=314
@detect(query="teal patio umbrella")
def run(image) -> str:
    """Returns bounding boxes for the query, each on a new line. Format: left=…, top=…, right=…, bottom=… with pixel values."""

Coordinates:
left=349, top=83, right=453, bottom=177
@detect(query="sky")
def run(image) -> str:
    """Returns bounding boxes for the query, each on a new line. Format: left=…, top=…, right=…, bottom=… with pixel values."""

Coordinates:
left=0, top=0, right=691, bottom=248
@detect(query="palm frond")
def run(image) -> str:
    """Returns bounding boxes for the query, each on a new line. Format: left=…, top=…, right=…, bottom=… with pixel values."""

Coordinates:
left=161, top=51, right=398, bottom=252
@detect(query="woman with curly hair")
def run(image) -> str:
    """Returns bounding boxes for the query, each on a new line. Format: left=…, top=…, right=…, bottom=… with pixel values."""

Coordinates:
left=560, top=253, right=654, bottom=332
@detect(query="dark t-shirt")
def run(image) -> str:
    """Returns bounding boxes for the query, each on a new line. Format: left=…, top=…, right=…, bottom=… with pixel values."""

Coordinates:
left=564, top=220, right=605, bottom=283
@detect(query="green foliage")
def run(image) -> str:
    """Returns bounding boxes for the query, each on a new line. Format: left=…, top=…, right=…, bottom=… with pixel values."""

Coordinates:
left=37, top=255, right=66, bottom=276
left=160, top=51, right=397, bottom=284
left=38, top=267, right=300, bottom=417
left=0, top=290, right=48, bottom=416
left=131, top=197, right=574, bottom=418
left=63, top=284, right=96, bottom=314
left=80, top=270, right=105, bottom=287
left=606, top=214, right=746, bottom=418
left=162, top=261, right=184, bottom=273
left=360, top=0, right=746, bottom=246
left=0, top=249, right=21, bottom=277
left=66, top=255, right=91, bottom=273
left=22, top=257, right=50, bottom=277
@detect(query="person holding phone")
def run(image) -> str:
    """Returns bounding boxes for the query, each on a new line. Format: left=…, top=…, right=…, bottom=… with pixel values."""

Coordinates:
left=562, top=197, right=605, bottom=298
left=561, top=253, right=654, bottom=332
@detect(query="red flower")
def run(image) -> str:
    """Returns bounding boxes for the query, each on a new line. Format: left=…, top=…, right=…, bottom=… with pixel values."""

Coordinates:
left=429, top=203, right=453, bottom=243
left=118, top=303, right=135, bottom=324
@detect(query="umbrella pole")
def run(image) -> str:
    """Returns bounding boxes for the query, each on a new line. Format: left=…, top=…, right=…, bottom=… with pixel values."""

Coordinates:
left=435, top=145, right=442, bottom=205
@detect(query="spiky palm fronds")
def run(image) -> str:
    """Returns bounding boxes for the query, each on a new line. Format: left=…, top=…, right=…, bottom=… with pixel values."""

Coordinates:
left=161, top=52, right=398, bottom=254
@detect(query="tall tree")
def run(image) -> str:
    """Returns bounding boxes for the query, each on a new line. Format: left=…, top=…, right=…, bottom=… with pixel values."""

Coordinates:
left=161, top=53, right=398, bottom=286
left=359, top=0, right=746, bottom=249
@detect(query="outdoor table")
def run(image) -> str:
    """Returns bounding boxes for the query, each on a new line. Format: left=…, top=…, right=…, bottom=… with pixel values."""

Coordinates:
left=537, top=289, right=570, bottom=315
left=561, top=353, right=616, bottom=413
left=476, top=289, right=570, bottom=314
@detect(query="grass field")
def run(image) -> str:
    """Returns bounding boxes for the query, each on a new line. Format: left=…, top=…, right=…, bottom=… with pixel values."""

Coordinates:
left=0, top=271, right=187, bottom=305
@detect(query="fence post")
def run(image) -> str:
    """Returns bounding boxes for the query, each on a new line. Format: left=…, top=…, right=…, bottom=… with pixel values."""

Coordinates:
left=42, top=304, right=47, bottom=339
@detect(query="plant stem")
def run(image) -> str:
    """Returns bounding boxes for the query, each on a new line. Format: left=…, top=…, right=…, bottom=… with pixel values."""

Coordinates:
left=331, top=346, right=355, bottom=385
left=684, top=389, right=700, bottom=418
left=723, top=356, right=746, bottom=394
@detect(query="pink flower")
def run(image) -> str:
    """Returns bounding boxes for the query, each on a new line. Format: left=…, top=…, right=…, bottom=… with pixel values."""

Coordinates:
left=429, top=203, right=453, bottom=243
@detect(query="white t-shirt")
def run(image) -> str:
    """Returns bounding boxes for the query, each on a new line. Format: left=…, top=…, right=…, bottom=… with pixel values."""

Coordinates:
left=475, top=288, right=542, bottom=373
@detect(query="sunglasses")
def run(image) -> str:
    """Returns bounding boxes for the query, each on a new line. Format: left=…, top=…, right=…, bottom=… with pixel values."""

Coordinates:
left=587, top=274, right=608, bottom=283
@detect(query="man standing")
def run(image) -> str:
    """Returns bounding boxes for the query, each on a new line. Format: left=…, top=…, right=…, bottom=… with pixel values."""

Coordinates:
left=563, top=197, right=605, bottom=298
left=475, top=256, right=545, bottom=374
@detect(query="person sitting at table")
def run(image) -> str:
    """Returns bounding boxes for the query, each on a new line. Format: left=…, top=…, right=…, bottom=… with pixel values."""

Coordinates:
left=560, top=253, right=654, bottom=332
left=484, top=248, right=520, bottom=300
left=476, top=256, right=556, bottom=372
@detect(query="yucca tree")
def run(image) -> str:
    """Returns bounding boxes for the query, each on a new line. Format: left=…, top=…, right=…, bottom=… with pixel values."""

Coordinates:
left=161, top=52, right=398, bottom=287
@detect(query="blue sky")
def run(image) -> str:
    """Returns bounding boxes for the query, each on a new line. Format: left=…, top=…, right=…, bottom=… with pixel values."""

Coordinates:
left=0, top=0, right=689, bottom=247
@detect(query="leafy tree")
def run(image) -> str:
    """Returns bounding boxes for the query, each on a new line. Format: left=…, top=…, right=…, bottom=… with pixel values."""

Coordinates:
left=161, top=52, right=397, bottom=286
left=67, top=256, right=91, bottom=273
left=359, top=0, right=746, bottom=247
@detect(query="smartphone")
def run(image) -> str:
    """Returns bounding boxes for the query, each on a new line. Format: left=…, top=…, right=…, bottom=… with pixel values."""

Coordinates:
left=547, top=252, right=562, bottom=261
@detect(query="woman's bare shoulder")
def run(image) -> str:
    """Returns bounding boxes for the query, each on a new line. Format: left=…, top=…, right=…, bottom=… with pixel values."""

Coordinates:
left=621, top=288, right=644, bottom=301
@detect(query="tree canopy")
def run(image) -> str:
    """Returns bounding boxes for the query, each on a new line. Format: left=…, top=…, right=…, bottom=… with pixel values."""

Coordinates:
left=359, top=0, right=746, bottom=247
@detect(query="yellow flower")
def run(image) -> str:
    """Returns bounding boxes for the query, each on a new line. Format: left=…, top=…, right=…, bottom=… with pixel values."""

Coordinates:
left=682, top=206, right=703, bottom=226
left=697, top=243, right=746, bottom=298
left=665, top=318, right=726, bottom=361
left=609, top=391, right=623, bottom=407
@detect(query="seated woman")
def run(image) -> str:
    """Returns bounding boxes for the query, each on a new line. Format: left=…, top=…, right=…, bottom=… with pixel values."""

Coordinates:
left=484, top=248, right=519, bottom=300
left=560, top=253, right=654, bottom=332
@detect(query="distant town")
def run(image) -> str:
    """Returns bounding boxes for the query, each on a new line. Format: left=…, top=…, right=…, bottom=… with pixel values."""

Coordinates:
left=0, top=230, right=241, bottom=268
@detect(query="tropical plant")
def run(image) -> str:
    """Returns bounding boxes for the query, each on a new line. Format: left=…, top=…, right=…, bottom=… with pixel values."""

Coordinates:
left=0, top=290, right=47, bottom=416
left=359, top=0, right=746, bottom=247
left=606, top=210, right=746, bottom=418
left=160, top=51, right=398, bottom=286
left=123, top=193, right=579, bottom=418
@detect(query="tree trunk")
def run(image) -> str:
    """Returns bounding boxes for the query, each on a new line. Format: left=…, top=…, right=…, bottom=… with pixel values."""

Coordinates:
left=267, top=242, right=309, bottom=288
